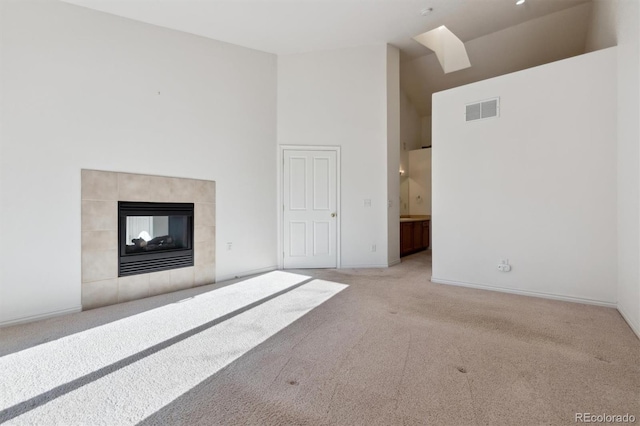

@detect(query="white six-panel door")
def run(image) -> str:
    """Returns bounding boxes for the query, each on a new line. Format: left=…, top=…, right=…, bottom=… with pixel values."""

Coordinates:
left=283, top=149, right=337, bottom=268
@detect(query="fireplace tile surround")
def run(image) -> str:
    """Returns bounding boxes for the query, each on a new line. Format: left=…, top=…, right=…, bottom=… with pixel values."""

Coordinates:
left=81, top=170, right=215, bottom=310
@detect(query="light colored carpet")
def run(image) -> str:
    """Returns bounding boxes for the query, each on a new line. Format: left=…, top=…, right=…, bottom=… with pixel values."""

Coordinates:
left=1, top=251, right=638, bottom=425
left=0, top=273, right=346, bottom=425
left=1, top=271, right=312, bottom=410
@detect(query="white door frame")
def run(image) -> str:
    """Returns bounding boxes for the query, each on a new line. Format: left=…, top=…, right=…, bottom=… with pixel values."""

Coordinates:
left=278, top=145, right=341, bottom=269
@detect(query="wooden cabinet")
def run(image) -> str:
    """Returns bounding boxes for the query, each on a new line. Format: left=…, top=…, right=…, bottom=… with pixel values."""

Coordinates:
left=401, top=222, right=413, bottom=255
left=412, top=222, right=422, bottom=251
left=421, top=220, right=430, bottom=249
left=400, top=219, right=430, bottom=257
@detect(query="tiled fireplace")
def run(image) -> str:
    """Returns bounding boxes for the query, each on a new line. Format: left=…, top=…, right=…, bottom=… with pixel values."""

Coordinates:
left=81, top=170, right=215, bottom=310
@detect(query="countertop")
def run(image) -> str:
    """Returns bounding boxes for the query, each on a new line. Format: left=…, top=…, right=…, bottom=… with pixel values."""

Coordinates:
left=400, top=215, right=431, bottom=223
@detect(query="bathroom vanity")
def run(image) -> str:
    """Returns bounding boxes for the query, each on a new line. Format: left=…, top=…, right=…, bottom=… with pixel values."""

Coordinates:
left=400, top=215, right=430, bottom=257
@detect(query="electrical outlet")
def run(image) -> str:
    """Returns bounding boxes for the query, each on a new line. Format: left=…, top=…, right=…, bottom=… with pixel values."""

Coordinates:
left=371, top=244, right=377, bottom=252
left=497, top=259, right=511, bottom=272
left=227, top=242, right=233, bottom=251
left=364, top=199, right=372, bottom=208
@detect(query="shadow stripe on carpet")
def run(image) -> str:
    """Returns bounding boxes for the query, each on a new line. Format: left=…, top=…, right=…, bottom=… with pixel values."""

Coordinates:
left=0, top=271, right=311, bottom=409
left=4, top=279, right=347, bottom=425
left=0, top=272, right=331, bottom=424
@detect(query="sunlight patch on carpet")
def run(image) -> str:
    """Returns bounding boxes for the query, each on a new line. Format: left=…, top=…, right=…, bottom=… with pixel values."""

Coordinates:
left=0, top=271, right=311, bottom=410
left=4, top=279, right=347, bottom=425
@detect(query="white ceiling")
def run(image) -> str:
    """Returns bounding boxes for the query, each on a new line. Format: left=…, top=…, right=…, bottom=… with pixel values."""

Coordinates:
left=59, top=0, right=595, bottom=116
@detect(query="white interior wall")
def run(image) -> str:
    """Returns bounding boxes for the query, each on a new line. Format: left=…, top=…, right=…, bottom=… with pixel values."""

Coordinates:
left=277, top=45, right=391, bottom=268
left=585, top=0, right=618, bottom=53
left=387, top=46, right=401, bottom=266
left=432, top=48, right=618, bottom=306
left=408, top=149, right=432, bottom=216
left=400, top=91, right=422, bottom=215
left=589, top=0, right=640, bottom=338
left=614, top=0, right=640, bottom=337
left=0, top=0, right=278, bottom=325
left=421, top=116, right=432, bottom=148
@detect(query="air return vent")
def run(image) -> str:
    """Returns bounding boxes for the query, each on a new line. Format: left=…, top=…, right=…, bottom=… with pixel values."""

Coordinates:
left=465, top=98, right=499, bottom=122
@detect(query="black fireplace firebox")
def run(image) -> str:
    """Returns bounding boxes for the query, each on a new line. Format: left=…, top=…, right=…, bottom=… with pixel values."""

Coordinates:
left=118, top=201, right=194, bottom=276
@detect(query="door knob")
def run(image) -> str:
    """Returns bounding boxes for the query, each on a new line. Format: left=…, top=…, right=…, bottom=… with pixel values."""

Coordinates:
left=331, top=212, right=336, bottom=217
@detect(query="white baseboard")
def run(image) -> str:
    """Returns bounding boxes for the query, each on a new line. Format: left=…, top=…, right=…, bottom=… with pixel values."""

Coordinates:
left=431, top=277, right=617, bottom=308
left=216, top=265, right=278, bottom=283
left=340, top=263, right=390, bottom=269
left=0, top=306, right=82, bottom=328
left=617, top=303, right=640, bottom=340
left=388, top=259, right=402, bottom=267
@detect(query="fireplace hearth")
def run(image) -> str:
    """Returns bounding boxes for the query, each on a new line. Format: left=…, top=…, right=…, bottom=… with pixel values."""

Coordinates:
left=118, top=201, right=194, bottom=276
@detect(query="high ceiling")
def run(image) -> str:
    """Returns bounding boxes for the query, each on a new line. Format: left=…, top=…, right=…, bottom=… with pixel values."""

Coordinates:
left=403, top=2, right=594, bottom=115
left=60, top=0, right=595, bottom=116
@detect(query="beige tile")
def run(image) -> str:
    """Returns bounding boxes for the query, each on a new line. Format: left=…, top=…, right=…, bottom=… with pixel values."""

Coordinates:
left=118, top=173, right=152, bottom=202
left=81, top=170, right=118, bottom=201
left=82, top=279, right=118, bottom=310
left=118, top=274, right=150, bottom=303
left=82, top=230, right=117, bottom=252
left=82, top=250, right=117, bottom=282
left=171, top=266, right=195, bottom=291
left=167, top=178, right=196, bottom=203
left=148, top=270, right=173, bottom=296
left=195, top=203, right=215, bottom=227
left=145, top=175, right=173, bottom=202
left=82, top=200, right=117, bottom=231
left=194, top=180, right=215, bottom=204
left=194, top=263, right=215, bottom=287
left=194, top=226, right=215, bottom=244
left=195, top=241, right=215, bottom=266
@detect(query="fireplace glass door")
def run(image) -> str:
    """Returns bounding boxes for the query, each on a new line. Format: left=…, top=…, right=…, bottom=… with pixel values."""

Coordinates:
left=118, top=202, right=194, bottom=276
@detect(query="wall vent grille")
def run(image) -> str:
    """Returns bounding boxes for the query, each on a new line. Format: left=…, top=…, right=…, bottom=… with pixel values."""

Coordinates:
left=465, top=98, right=499, bottom=122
